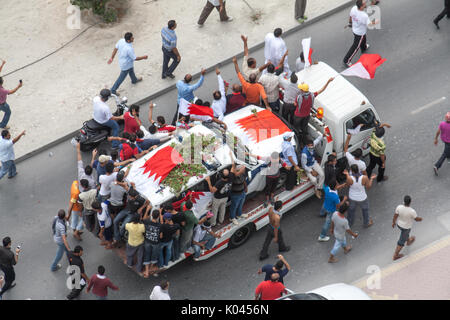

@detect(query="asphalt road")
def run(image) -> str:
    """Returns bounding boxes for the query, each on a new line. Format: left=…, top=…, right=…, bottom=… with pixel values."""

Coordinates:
left=1, top=0, right=449, bottom=300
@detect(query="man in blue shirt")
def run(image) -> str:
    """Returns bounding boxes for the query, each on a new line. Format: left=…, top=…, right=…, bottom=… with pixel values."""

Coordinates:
left=280, top=132, right=300, bottom=191
left=108, top=32, right=148, bottom=95
left=317, top=180, right=347, bottom=242
left=258, top=254, right=291, bottom=284
left=172, top=69, right=206, bottom=124
left=0, top=129, right=25, bottom=180
left=161, top=20, right=180, bottom=79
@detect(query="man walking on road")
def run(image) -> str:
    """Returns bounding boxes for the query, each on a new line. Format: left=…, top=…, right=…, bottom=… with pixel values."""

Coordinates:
left=197, top=0, right=233, bottom=27
left=433, top=112, right=450, bottom=176
left=51, top=210, right=71, bottom=272
left=86, top=265, right=119, bottom=300
left=392, top=196, right=423, bottom=260
left=258, top=254, right=291, bottom=284
left=0, top=129, right=25, bottom=180
left=434, top=0, right=450, bottom=29
left=259, top=201, right=290, bottom=260
left=0, top=75, right=22, bottom=130
left=328, top=203, right=359, bottom=263
left=344, top=165, right=376, bottom=228
left=0, top=237, right=20, bottom=299
left=66, top=245, right=89, bottom=300
left=108, top=32, right=148, bottom=95
left=343, top=0, right=379, bottom=67
left=161, top=20, right=180, bottom=79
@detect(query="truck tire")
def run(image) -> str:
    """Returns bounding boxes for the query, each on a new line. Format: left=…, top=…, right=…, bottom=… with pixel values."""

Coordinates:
left=228, top=223, right=255, bottom=249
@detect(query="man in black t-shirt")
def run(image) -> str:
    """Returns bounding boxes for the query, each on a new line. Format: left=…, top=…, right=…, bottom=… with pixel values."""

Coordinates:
left=66, top=246, right=89, bottom=300
left=142, top=209, right=162, bottom=278
left=163, top=204, right=186, bottom=262
left=113, top=187, right=150, bottom=245
left=159, top=213, right=180, bottom=268
left=205, top=170, right=232, bottom=227
left=0, top=237, right=20, bottom=299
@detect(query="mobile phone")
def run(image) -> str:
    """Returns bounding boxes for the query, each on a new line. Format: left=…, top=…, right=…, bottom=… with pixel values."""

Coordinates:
left=17, top=245, right=21, bottom=250
left=19, top=80, right=22, bottom=84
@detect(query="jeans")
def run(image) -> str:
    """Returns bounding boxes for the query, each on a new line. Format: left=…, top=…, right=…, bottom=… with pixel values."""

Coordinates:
left=230, top=192, right=246, bottom=220
left=193, top=233, right=216, bottom=258
left=102, top=119, right=120, bottom=148
left=171, top=234, right=181, bottom=262
left=113, top=209, right=134, bottom=241
left=0, top=102, right=11, bottom=128
left=319, top=208, right=333, bottom=238
left=366, top=153, right=385, bottom=182
left=0, top=160, right=16, bottom=180
left=143, top=242, right=161, bottom=265
left=162, top=47, right=180, bottom=77
left=137, top=138, right=160, bottom=151
left=70, top=211, right=84, bottom=231
left=51, top=242, right=69, bottom=271
left=126, top=243, right=144, bottom=273
left=435, top=142, right=450, bottom=169
left=111, top=67, right=138, bottom=94
left=347, top=198, right=370, bottom=227
left=330, top=237, right=347, bottom=256
left=159, top=240, right=173, bottom=268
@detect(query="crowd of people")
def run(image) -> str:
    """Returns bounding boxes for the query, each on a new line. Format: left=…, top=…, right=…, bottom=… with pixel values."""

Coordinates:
left=1, top=0, right=450, bottom=301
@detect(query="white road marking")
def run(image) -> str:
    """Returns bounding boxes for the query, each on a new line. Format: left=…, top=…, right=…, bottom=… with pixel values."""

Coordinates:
left=411, top=97, right=446, bottom=115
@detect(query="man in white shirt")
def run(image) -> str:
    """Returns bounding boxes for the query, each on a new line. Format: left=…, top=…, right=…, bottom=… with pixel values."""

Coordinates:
left=344, top=133, right=367, bottom=175
left=343, top=0, right=379, bottom=67
left=93, top=89, right=122, bottom=149
left=392, top=195, right=422, bottom=260
left=0, top=129, right=25, bottom=180
left=211, top=68, right=227, bottom=120
left=264, top=28, right=290, bottom=75
left=150, top=281, right=171, bottom=300
left=98, top=162, right=118, bottom=201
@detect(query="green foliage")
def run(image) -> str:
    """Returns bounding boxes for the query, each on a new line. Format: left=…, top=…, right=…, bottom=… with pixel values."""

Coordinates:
left=71, top=0, right=118, bottom=23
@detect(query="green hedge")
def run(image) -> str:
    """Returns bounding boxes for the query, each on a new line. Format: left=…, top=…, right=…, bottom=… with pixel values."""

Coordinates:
left=71, top=0, right=118, bottom=23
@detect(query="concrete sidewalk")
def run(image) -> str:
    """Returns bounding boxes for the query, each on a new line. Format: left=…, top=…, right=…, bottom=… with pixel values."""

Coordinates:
left=353, top=235, right=450, bottom=300
left=0, top=0, right=350, bottom=160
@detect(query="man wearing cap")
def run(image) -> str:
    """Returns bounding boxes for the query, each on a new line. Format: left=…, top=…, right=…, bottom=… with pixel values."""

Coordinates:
left=93, top=89, right=123, bottom=149
left=434, top=112, right=450, bottom=175
left=192, top=221, right=219, bottom=261
left=294, top=78, right=334, bottom=144
left=280, top=132, right=301, bottom=191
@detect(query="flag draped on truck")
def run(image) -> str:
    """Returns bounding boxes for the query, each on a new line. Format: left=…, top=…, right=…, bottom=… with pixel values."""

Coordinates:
left=141, top=146, right=184, bottom=182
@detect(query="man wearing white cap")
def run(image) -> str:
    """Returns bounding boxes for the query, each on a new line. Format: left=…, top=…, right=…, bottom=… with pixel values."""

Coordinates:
left=280, top=132, right=300, bottom=191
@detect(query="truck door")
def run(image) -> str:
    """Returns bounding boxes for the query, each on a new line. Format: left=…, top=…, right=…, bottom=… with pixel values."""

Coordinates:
left=344, top=108, right=379, bottom=156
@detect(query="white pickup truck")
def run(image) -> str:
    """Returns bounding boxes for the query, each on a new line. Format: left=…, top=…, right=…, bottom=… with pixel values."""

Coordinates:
left=121, top=61, right=381, bottom=270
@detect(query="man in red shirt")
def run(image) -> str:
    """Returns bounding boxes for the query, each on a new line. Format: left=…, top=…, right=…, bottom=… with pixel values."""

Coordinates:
left=123, top=104, right=142, bottom=134
left=294, top=78, right=334, bottom=144
left=87, top=265, right=119, bottom=300
left=254, top=273, right=287, bottom=300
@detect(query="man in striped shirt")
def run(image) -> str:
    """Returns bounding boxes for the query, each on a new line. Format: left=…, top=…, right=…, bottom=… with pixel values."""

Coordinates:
left=161, top=20, right=180, bottom=79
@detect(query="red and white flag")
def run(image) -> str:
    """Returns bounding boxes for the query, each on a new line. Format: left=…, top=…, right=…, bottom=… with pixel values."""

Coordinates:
left=172, top=191, right=213, bottom=217
left=301, top=37, right=314, bottom=68
left=179, top=98, right=214, bottom=120
left=341, top=54, right=386, bottom=79
left=140, top=146, right=184, bottom=182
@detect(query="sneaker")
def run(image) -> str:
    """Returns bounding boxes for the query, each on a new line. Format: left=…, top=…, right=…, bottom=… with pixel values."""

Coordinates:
left=241, top=213, right=249, bottom=219
left=225, top=16, right=233, bottom=22
left=434, top=166, right=439, bottom=176
left=193, top=257, right=200, bottom=261
left=52, top=264, right=62, bottom=271
left=344, top=62, right=353, bottom=68
left=197, top=23, right=204, bottom=28
left=318, top=236, right=330, bottom=242
left=365, top=43, right=370, bottom=50
left=231, top=218, right=238, bottom=225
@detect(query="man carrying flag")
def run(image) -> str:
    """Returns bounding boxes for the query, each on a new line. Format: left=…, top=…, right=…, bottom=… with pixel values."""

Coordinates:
left=343, top=0, right=379, bottom=68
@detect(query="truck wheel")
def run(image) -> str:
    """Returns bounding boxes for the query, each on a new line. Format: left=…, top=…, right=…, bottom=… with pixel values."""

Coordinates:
left=229, top=223, right=254, bottom=249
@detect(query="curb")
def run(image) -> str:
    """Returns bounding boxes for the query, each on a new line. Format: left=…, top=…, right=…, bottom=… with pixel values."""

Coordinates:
left=15, top=0, right=354, bottom=165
